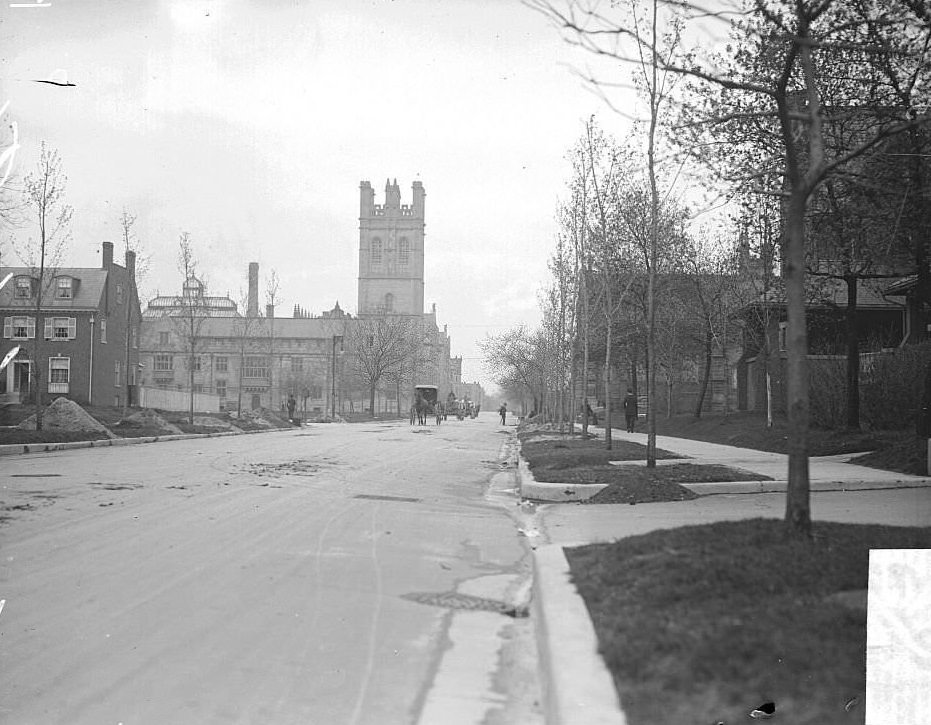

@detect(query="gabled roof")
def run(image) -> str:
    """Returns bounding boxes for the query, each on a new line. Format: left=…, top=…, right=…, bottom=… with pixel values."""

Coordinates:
left=0, top=267, right=108, bottom=311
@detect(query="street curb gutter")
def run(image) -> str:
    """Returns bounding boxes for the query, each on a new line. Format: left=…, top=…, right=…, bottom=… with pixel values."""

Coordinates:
left=533, top=545, right=627, bottom=725
left=0, top=426, right=292, bottom=457
left=682, top=477, right=931, bottom=495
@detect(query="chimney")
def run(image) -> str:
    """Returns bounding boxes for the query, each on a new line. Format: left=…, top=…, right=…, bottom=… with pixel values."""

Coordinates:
left=266, top=303, right=274, bottom=319
left=247, top=263, right=259, bottom=317
left=102, top=241, right=114, bottom=269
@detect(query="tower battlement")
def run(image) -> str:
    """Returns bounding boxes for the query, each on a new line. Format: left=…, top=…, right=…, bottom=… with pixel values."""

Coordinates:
left=359, top=178, right=425, bottom=219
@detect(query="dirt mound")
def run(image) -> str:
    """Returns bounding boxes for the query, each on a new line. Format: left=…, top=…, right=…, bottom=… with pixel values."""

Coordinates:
left=18, top=397, right=115, bottom=438
left=192, top=415, right=237, bottom=430
left=118, top=408, right=183, bottom=435
left=256, top=407, right=293, bottom=427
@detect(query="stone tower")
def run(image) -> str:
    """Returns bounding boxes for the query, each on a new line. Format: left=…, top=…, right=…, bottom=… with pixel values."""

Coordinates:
left=357, top=178, right=425, bottom=316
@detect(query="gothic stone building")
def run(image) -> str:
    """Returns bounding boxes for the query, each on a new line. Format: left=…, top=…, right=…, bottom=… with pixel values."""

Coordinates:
left=138, top=179, right=464, bottom=415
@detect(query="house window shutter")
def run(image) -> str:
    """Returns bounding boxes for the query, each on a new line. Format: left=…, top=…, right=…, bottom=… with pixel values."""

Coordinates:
left=44, top=318, right=53, bottom=340
left=69, top=318, right=76, bottom=339
left=27, top=318, right=36, bottom=339
left=2, top=317, right=10, bottom=339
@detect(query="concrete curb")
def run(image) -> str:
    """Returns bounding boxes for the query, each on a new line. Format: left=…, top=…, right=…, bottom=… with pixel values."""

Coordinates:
left=682, top=477, right=931, bottom=495
left=517, top=451, right=608, bottom=502
left=533, top=545, right=626, bottom=725
left=0, top=425, right=294, bottom=457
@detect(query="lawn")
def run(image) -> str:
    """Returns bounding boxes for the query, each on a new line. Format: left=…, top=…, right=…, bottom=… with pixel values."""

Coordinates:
left=566, top=519, right=931, bottom=725
left=601, top=411, right=928, bottom=475
left=518, top=431, right=769, bottom=503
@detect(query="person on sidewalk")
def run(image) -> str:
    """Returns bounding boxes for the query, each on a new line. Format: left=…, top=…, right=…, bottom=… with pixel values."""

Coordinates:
left=623, top=388, right=638, bottom=433
left=287, top=393, right=297, bottom=423
left=499, top=402, right=508, bottom=425
left=584, top=400, right=599, bottom=426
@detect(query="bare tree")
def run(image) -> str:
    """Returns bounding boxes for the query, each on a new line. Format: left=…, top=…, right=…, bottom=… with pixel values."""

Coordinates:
left=265, top=269, right=280, bottom=406
left=232, top=289, right=265, bottom=417
left=174, top=233, right=209, bottom=425
left=16, top=143, right=72, bottom=429
left=349, top=313, right=413, bottom=417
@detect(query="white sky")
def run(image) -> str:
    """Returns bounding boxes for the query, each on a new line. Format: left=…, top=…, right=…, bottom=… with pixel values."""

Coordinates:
left=0, top=0, right=644, bottom=387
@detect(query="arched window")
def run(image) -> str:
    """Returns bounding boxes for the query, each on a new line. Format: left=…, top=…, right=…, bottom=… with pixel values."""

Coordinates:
left=384, top=293, right=394, bottom=312
left=399, top=238, right=410, bottom=265
left=371, top=238, right=383, bottom=265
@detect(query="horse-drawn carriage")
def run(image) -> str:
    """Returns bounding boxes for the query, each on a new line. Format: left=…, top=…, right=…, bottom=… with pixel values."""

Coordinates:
left=410, top=384, right=443, bottom=425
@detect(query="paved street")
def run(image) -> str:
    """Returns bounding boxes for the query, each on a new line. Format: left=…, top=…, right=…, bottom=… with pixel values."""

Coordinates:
left=0, top=416, right=542, bottom=725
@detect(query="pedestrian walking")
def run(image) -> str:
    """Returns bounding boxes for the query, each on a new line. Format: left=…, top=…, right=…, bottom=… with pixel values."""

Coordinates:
left=287, top=393, right=296, bottom=423
left=584, top=400, right=599, bottom=426
left=623, top=388, right=638, bottom=433
left=499, top=402, right=508, bottom=425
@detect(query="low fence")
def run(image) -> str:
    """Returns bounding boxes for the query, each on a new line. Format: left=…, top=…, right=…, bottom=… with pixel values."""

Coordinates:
left=138, top=386, right=221, bottom=413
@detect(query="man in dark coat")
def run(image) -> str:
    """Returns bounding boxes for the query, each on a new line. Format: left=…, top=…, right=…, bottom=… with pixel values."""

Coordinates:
left=623, top=388, right=638, bottom=433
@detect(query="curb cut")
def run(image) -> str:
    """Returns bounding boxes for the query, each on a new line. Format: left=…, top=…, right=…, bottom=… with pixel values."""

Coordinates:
left=0, top=425, right=297, bottom=457
left=533, top=545, right=626, bottom=725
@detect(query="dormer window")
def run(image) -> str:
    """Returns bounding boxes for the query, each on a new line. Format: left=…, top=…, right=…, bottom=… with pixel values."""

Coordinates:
left=14, top=277, right=33, bottom=298
left=56, top=277, right=73, bottom=299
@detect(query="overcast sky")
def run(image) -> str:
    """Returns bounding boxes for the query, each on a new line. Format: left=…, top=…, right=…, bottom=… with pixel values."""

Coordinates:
left=1, top=0, right=642, bottom=387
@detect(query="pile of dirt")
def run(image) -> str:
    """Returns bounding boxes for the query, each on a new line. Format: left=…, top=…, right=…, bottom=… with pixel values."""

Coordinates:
left=18, top=397, right=115, bottom=438
left=233, top=410, right=275, bottom=429
left=117, top=409, right=183, bottom=435
left=256, top=407, right=293, bottom=427
left=192, top=415, right=239, bottom=431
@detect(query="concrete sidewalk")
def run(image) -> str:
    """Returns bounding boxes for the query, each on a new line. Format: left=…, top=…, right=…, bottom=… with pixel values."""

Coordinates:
left=528, top=430, right=931, bottom=725
left=521, top=427, right=931, bottom=501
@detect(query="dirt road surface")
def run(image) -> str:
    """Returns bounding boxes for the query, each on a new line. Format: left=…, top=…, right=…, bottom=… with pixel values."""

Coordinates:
left=0, top=415, right=542, bottom=725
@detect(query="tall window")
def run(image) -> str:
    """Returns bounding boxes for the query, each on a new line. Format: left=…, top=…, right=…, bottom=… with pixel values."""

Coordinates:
left=48, top=357, right=70, bottom=394
left=399, top=238, right=410, bottom=265
left=4, top=316, right=35, bottom=340
left=154, top=354, right=173, bottom=371
left=114, top=360, right=121, bottom=387
left=132, top=327, right=138, bottom=349
left=215, top=356, right=228, bottom=372
left=116, top=283, right=124, bottom=305
left=46, top=317, right=76, bottom=340
left=291, top=356, right=303, bottom=373
left=14, top=277, right=32, bottom=298
left=384, top=293, right=394, bottom=312
left=100, top=319, right=107, bottom=343
left=186, top=356, right=202, bottom=372
left=216, top=380, right=227, bottom=398
left=243, top=356, right=268, bottom=379
left=371, top=238, right=383, bottom=265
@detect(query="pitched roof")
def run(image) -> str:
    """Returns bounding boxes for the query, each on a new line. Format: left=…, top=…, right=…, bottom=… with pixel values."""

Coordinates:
left=0, top=267, right=108, bottom=311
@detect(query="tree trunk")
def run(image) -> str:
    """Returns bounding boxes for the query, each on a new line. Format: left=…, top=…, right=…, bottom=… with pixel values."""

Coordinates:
left=783, top=188, right=812, bottom=539
left=604, top=331, right=613, bottom=450
left=369, top=384, right=376, bottom=417
left=845, top=275, right=860, bottom=430
left=694, top=326, right=713, bottom=418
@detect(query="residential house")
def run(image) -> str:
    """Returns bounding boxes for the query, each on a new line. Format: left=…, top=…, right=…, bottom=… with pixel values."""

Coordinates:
left=0, top=241, right=141, bottom=407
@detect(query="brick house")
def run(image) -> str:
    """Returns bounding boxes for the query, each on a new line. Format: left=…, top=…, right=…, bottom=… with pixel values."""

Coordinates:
left=0, top=241, right=141, bottom=407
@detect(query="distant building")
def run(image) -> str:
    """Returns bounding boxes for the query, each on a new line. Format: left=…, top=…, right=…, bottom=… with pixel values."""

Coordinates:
left=138, top=178, right=483, bottom=415
left=0, top=241, right=142, bottom=407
